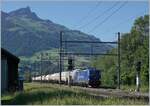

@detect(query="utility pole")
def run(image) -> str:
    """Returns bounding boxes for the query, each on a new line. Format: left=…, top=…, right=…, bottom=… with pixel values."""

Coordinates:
left=91, top=43, right=93, bottom=61
left=59, top=31, right=63, bottom=85
left=40, top=53, right=42, bottom=84
left=118, top=32, right=121, bottom=89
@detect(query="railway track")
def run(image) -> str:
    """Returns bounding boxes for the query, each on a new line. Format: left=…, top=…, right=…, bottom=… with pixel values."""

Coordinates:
left=33, top=82, right=149, bottom=102
left=72, top=86, right=149, bottom=100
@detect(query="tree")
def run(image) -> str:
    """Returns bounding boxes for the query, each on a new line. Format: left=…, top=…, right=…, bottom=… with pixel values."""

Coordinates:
left=92, top=15, right=149, bottom=86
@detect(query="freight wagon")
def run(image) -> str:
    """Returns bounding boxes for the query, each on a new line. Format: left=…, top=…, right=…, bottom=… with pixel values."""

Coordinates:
left=32, top=68, right=101, bottom=87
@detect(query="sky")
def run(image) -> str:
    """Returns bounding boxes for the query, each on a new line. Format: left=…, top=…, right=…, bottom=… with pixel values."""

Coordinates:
left=1, top=0, right=149, bottom=41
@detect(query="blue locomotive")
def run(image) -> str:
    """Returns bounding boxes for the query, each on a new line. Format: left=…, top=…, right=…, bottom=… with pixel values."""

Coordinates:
left=72, top=68, right=101, bottom=87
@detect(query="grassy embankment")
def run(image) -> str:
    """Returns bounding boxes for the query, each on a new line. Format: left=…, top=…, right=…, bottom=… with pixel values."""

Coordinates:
left=1, top=83, right=149, bottom=105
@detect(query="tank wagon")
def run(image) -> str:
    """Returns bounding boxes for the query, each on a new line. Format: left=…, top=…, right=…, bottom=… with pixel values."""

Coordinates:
left=32, top=68, right=101, bottom=87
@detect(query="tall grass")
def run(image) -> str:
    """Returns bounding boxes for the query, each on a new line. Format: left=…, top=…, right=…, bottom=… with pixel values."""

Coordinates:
left=1, top=83, right=148, bottom=105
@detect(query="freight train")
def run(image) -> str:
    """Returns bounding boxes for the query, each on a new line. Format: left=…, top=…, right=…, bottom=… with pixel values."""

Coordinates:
left=32, top=68, right=101, bottom=87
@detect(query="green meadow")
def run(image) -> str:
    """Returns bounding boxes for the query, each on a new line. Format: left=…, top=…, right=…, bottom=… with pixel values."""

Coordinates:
left=1, top=83, right=148, bottom=105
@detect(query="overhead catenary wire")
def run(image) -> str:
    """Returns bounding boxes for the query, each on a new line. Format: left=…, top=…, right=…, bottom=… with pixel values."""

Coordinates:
left=101, top=10, right=146, bottom=34
left=88, top=1, right=128, bottom=33
left=78, top=2, right=120, bottom=29
left=75, top=1, right=101, bottom=27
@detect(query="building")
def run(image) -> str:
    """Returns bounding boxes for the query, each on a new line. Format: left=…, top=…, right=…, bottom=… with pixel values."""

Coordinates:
left=1, top=48, right=20, bottom=92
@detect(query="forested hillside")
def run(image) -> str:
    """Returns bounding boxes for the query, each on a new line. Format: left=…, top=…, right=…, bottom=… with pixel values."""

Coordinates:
left=1, top=7, right=112, bottom=56
left=92, top=15, right=149, bottom=87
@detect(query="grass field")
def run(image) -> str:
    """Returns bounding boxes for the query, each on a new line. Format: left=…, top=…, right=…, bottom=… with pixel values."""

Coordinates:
left=1, top=83, right=149, bottom=105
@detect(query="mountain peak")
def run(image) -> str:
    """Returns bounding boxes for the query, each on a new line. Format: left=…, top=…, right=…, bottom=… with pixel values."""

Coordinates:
left=25, top=6, right=31, bottom=11
left=22, top=6, right=31, bottom=13
left=9, top=6, right=40, bottom=20
left=9, top=6, right=31, bottom=15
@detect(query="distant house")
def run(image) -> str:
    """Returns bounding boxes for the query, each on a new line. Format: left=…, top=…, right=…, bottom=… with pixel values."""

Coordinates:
left=1, top=48, right=20, bottom=92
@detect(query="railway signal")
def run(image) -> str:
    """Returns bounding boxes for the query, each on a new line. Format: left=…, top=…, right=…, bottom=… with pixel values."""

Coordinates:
left=68, top=58, right=74, bottom=70
left=136, top=61, right=141, bottom=92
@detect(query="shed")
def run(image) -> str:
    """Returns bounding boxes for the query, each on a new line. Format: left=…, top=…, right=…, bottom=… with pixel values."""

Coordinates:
left=1, top=48, right=20, bottom=92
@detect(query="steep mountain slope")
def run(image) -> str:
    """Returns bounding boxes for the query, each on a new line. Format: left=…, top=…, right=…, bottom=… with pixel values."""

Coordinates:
left=1, top=7, right=112, bottom=56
